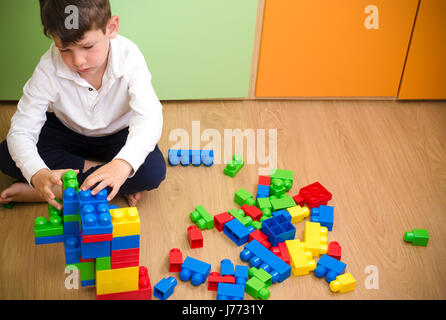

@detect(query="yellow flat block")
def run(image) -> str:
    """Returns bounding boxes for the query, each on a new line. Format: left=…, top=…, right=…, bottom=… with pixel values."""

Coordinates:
left=96, top=266, right=139, bottom=295
left=285, top=239, right=316, bottom=276
left=287, top=205, right=310, bottom=223
left=329, top=273, right=356, bottom=293
left=110, top=207, right=140, bottom=237
left=303, top=221, right=328, bottom=257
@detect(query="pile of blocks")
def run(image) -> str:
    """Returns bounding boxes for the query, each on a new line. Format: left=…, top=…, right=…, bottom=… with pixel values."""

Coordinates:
left=33, top=170, right=151, bottom=300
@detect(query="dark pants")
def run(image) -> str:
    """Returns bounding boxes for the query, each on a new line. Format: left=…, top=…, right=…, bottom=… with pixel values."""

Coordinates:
left=0, top=112, right=166, bottom=196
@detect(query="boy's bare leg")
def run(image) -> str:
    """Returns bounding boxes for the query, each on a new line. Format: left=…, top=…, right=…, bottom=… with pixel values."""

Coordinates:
left=0, top=181, right=63, bottom=204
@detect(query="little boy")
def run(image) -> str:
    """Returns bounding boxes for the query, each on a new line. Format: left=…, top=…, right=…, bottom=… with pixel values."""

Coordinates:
left=0, top=0, right=166, bottom=210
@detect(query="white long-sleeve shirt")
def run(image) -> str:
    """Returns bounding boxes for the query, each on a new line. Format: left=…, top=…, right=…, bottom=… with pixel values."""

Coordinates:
left=7, top=35, right=163, bottom=184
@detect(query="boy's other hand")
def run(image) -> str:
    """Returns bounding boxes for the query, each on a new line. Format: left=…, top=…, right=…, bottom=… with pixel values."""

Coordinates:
left=80, top=159, right=133, bottom=201
left=31, top=168, right=80, bottom=210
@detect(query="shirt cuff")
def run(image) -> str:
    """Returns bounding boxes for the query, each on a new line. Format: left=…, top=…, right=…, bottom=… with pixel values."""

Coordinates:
left=21, top=158, right=49, bottom=186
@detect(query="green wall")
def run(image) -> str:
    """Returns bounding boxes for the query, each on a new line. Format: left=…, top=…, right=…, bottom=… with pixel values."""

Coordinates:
left=0, top=0, right=258, bottom=100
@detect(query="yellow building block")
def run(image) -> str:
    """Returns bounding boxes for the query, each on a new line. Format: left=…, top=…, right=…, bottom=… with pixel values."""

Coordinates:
left=285, top=239, right=316, bottom=276
left=96, top=266, right=139, bottom=295
left=287, top=205, right=310, bottom=223
left=110, top=207, right=140, bottom=237
left=303, top=221, right=328, bottom=257
left=329, top=273, right=356, bottom=293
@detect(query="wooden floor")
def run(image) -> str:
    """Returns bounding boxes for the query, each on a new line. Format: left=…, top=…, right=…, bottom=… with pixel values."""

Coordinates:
left=0, top=99, right=445, bottom=300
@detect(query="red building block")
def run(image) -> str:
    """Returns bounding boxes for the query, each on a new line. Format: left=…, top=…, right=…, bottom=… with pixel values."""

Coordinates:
left=214, top=212, right=234, bottom=232
left=169, top=248, right=183, bottom=272
left=258, top=175, right=271, bottom=186
left=82, top=233, right=113, bottom=243
left=241, top=204, right=263, bottom=221
left=296, top=181, right=332, bottom=209
left=207, top=272, right=235, bottom=291
left=111, top=248, right=140, bottom=269
left=188, top=225, right=203, bottom=249
left=328, top=241, right=342, bottom=261
left=270, top=242, right=291, bottom=265
left=248, top=229, right=271, bottom=249
left=97, top=266, right=151, bottom=300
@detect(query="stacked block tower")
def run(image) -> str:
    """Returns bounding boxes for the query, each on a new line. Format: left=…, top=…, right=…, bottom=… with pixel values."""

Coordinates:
left=33, top=170, right=151, bottom=300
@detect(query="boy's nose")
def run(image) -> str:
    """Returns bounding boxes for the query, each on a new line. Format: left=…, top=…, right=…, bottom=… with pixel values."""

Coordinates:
left=72, top=54, right=87, bottom=68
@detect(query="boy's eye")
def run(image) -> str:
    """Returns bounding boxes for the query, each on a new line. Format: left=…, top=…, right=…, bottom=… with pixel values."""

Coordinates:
left=84, top=45, right=94, bottom=50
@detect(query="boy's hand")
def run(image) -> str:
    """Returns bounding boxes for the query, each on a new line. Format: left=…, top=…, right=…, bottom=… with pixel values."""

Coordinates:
left=31, top=168, right=79, bottom=210
left=80, top=159, right=133, bottom=201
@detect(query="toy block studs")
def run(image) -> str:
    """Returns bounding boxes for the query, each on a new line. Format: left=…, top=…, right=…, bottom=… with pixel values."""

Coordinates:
left=224, top=154, right=244, bottom=177
left=329, top=273, right=356, bottom=293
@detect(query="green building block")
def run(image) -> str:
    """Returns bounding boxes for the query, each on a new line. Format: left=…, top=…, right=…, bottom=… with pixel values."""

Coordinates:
left=2, top=202, right=16, bottom=209
left=48, top=199, right=62, bottom=217
left=224, top=154, right=244, bottom=177
left=34, top=215, right=64, bottom=238
left=269, top=179, right=286, bottom=197
left=63, top=170, right=79, bottom=192
left=66, top=261, right=95, bottom=281
left=257, top=197, right=272, bottom=217
left=269, top=195, right=296, bottom=211
left=190, top=205, right=214, bottom=230
left=234, top=188, right=256, bottom=206
left=228, top=208, right=252, bottom=227
left=404, top=229, right=429, bottom=246
left=63, top=214, right=80, bottom=223
left=248, top=267, right=272, bottom=287
left=270, top=168, right=293, bottom=191
left=95, top=257, right=111, bottom=271
left=245, top=277, right=270, bottom=300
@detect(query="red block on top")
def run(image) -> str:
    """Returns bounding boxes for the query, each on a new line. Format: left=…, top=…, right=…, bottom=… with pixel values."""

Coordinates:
left=169, top=248, right=183, bottom=272
left=297, top=181, right=332, bottom=209
left=241, top=204, right=263, bottom=221
left=328, top=241, right=342, bottom=261
left=248, top=229, right=271, bottom=249
left=214, top=212, right=234, bottom=232
left=207, top=272, right=235, bottom=291
left=258, top=175, right=271, bottom=186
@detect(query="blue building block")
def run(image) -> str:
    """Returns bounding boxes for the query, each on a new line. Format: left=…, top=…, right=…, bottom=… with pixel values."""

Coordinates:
left=154, top=276, right=177, bottom=300
left=79, top=203, right=112, bottom=235
left=80, top=240, right=111, bottom=259
left=81, top=279, right=95, bottom=287
left=217, top=283, right=245, bottom=300
left=34, top=234, right=66, bottom=245
left=64, top=236, right=81, bottom=264
left=78, top=189, right=108, bottom=211
left=256, top=184, right=270, bottom=199
left=220, top=259, right=235, bottom=276
left=261, top=215, right=296, bottom=247
left=168, top=149, right=214, bottom=167
left=63, top=188, right=79, bottom=216
left=240, top=240, right=291, bottom=283
left=223, top=219, right=255, bottom=246
left=234, top=265, right=249, bottom=285
left=310, top=205, right=334, bottom=231
left=314, top=254, right=346, bottom=283
left=64, top=221, right=80, bottom=235
left=179, top=256, right=211, bottom=286
left=272, top=209, right=291, bottom=221
left=111, top=234, right=140, bottom=250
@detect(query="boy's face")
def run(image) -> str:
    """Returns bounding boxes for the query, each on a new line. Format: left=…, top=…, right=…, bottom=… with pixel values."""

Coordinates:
left=54, top=16, right=119, bottom=76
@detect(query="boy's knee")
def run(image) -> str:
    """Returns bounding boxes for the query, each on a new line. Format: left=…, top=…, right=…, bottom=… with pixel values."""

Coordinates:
left=130, top=154, right=166, bottom=191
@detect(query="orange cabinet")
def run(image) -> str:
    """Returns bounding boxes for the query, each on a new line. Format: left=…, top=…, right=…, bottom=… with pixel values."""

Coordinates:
left=255, top=0, right=419, bottom=98
left=398, top=0, right=446, bottom=99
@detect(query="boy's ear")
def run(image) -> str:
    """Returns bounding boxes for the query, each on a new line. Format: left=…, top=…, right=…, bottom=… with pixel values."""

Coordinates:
left=106, top=15, right=119, bottom=39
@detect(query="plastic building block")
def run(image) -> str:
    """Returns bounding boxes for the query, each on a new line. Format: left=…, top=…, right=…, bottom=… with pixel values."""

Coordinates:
left=228, top=208, right=253, bottom=227
left=285, top=239, right=316, bottom=276
left=223, top=218, right=255, bottom=246
left=169, top=248, right=183, bottom=272
left=35, top=234, right=66, bottom=245
left=96, top=257, right=111, bottom=271
left=64, top=221, right=80, bottom=236
left=329, top=273, right=356, bottom=293
left=328, top=241, right=342, bottom=261
left=311, top=205, right=334, bottom=231
left=81, top=279, right=95, bottom=287
left=245, top=276, right=270, bottom=300
left=97, top=266, right=151, bottom=300
left=62, top=188, right=79, bottom=216
left=270, top=168, right=294, bottom=191
left=241, top=204, right=263, bottom=222
left=404, top=228, right=429, bottom=246
left=270, top=242, right=291, bottom=265
left=303, top=221, right=328, bottom=257
left=111, top=248, right=139, bottom=269
left=234, top=265, right=249, bottom=285
left=249, top=267, right=273, bottom=287
left=64, top=236, right=81, bottom=264
left=110, top=207, right=140, bottom=237
left=296, top=181, right=332, bottom=209
left=234, top=188, right=256, bottom=206
left=34, top=215, right=64, bottom=238
left=287, top=206, right=310, bottom=223
left=96, top=266, right=139, bottom=295
left=314, top=254, right=346, bottom=283
left=258, top=175, right=271, bottom=186
left=188, top=225, right=204, bottom=249
left=2, top=201, right=16, bottom=209
left=270, top=195, right=297, bottom=212
left=190, top=205, right=214, bottom=230
left=80, top=203, right=113, bottom=236
left=256, top=184, right=270, bottom=199
left=261, top=215, right=296, bottom=247
left=217, top=283, right=245, bottom=300
left=111, top=235, right=140, bottom=250
left=63, top=170, right=79, bottom=191
left=82, top=233, right=113, bottom=243
left=79, top=189, right=108, bottom=210
left=67, top=261, right=95, bottom=282
left=248, top=229, right=271, bottom=249
left=208, top=272, right=236, bottom=291
left=179, top=256, right=211, bottom=286
left=272, top=209, right=291, bottom=221
left=240, top=240, right=291, bottom=283
left=214, top=212, right=234, bottom=232
left=269, top=179, right=287, bottom=197
left=224, top=154, right=244, bottom=177
left=80, top=239, right=111, bottom=259
left=257, top=197, right=272, bottom=217
left=220, top=259, right=235, bottom=276
left=154, top=276, right=177, bottom=300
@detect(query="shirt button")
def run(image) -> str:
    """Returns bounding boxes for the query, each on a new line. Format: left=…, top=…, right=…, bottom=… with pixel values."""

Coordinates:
left=88, top=87, right=93, bottom=91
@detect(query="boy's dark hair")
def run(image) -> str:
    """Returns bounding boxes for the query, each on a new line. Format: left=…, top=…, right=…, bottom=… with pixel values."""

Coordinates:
left=39, top=0, right=111, bottom=46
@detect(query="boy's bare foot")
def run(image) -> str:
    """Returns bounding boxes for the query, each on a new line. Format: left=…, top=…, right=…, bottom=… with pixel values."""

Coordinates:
left=0, top=181, right=63, bottom=205
left=124, top=192, right=142, bottom=207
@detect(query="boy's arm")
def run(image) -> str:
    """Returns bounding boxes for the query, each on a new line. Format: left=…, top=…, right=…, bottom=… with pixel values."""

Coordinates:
left=7, top=63, right=55, bottom=185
